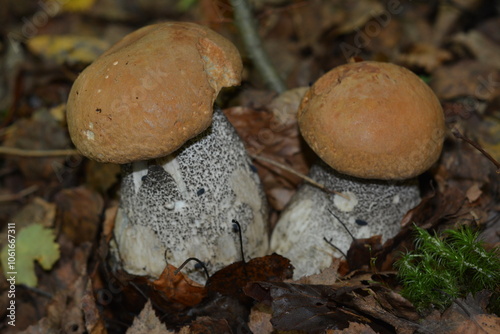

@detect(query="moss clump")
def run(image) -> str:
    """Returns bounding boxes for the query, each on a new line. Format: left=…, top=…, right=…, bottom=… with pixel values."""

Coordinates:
left=395, top=225, right=500, bottom=313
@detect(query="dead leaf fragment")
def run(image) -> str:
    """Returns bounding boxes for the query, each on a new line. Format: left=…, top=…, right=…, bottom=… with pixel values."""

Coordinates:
left=248, top=304, right=274, bottom=334
left=206, top=253, right=293, bottom=304
left=55, top=186, right=104, bottom=245
left=326, top=322, right=378, bottom=334
left=430, top=61, right=500, bottom=101
left=152, top=264, right=207, bottom=308
left=82, top=279, right=107, bottom=334
left=397, top=42, right=452, bottom=72
left=245, top=282, right=374, bottom=332
left=224, top=107, right=313, bottom=212
left=421, top=292, right=500, bottom=334
left=453, top=30, right=500, bottom=69
left=126, top=300, right=171, bottom=334
left=3, top=110, right=73, bottom=182
left=466, top=183, right=482, bottom=203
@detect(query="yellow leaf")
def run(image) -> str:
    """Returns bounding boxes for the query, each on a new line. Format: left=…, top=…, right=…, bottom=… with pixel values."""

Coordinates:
left=1, top=224, right=60, bottom=287
left=27, top=35, right=109, bottom=65
left=47, top=0, right=97, bottom=12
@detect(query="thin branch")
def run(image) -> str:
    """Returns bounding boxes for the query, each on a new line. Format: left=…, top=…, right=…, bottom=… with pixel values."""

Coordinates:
left=0, top=185, right=38, bottom=202
left=0, top=147, right=80, bottom=157
left=174, top=257, right=210, bottom=280
left=229, top=0, right=286, bottom=93
left=249, top=153, right=349, bottom=199
left=451, top=127, right=500, bottom=173
left=323, top=237, right=347, bottom=259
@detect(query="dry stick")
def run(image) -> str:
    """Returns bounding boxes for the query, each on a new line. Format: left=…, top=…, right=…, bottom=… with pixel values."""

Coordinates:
left=0, top=185, right=38, bottom=202
left=249, top=153, right=350, bottom=199
left=0, top=147, right=80, bottom=157
left=451, top=127, right=500, bottom=173
left=229, top=0, right=286, bottom=93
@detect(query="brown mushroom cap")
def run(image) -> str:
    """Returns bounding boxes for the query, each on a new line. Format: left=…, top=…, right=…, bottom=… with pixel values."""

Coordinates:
left=67, top=22, right=242, bottom=163
left=298, top=61, right=445, bottom=180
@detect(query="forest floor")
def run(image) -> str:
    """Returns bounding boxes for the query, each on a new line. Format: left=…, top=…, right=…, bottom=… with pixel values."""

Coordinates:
left=0, top=0, right=500, bottom=333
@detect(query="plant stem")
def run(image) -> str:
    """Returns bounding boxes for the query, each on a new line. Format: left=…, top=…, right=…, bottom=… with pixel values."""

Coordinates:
left=249, top=153, right=349, bottom=199
left=0, top=147, right=80, bottom=157
left=451, top=127, right=500, bottom=173
left=229, top=0, right=286, bottom=93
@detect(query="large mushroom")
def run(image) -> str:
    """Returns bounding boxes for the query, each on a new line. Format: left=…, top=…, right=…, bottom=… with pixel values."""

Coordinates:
left=271, top=61, right=445, bottom=278
left=66, top=22, right=269, bottom=283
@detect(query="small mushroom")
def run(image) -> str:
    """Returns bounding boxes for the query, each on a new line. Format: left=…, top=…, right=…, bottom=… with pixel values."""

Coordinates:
left=270, top=61, right=445, bottom=278
left=67, top=22, right=269, bottom=282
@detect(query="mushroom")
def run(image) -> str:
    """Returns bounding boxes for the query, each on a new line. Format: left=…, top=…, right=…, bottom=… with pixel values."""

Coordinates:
left=66, top=22, right=269, bottom=283
left=270, top=61, right=445, bottom=278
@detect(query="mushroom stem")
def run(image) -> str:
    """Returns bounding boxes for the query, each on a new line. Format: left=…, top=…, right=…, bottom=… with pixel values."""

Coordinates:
left=112, top=108, right=269, bottom=283
left=270, top=162, right=420, bottom=279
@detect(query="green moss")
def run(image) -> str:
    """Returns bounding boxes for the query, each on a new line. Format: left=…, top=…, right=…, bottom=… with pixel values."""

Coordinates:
left=395, top=225, right=500, bottom=313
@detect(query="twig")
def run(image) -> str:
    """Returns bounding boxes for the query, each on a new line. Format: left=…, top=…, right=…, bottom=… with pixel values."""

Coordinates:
left=229, top=0, right=286, bottom=93
left=0, top=147, right=80, bottom=157
left=323, top=237, right=347, bottom=259
left=174, top=257, right=210, bottom=280
left=0, top=185, right=38, bottom=202
left=451, top=127, right=500, bottom=173
left=249, top=153, right=349, bottom=199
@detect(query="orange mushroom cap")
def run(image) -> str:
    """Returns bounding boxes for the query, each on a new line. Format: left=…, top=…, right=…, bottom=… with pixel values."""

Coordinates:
left=67, top=22, right=242, bottom=164
left=298, top=61, right=445, bottom=180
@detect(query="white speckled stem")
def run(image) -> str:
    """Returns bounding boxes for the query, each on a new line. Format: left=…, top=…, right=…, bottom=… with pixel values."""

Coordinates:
left=112, top=108, right=269, bottom=283
left=270, top=162, right=420, bottom=279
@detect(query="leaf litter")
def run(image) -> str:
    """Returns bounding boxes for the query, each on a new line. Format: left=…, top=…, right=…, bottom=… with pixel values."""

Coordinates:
left=1, top=0, right=500, bottom=333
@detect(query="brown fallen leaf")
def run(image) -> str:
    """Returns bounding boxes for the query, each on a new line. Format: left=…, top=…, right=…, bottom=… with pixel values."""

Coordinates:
left=430, top=60, right=500, bottom=101
left=3, top=109, right=74, bottom=183
left=421, top=292, right=500, bottom=334
left=248, top=303, right=274, bottom=334
left=397, top=42, right=452, bottom=72
left=466, top=183, right=483, bottom=203
left=246, top=270, right=423, bottom=334
left=206, top=253, right=294, bottom=304
left=82, top=279, right=107, bottom=334
left=346, top=235, right=383, bottom=272
left=244, top=281, right=381, bottom=333
left=126, top=300, right=172, bottom=334
left=179, top=316, right=232, bottom=334
left=152, top=264, right=207, bottom=308
left=326, top=322, right=378, bottom=334
left=293, top=258, right=341, bottom=286
left=224, top=105, right=314, bottom=213
left=21, top=242, right=93, bottom=333
left=453, top=30, right=500, bottom=69
left=55, top=186, right=104, bottom=245
left=178, top=254, right=293, bottom=333
left=85, top=160, right=121, bottom=194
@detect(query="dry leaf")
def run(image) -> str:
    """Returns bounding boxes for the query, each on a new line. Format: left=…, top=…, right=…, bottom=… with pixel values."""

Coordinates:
left=430, top=61, right=500, bottom=101
left=248, top=304, right=274, bottom=334
left=397, top=42, right=452, bottom=72
left=126, top=300, right=172, bottom=334
left=293, top=259, right=341, bottom=285
left=326, top=322, right=378, bottom=334
left=466, top=183, right=482, bottom=203
left=224, top=106, right=313, bottom=212
left=453, top=30, right=500, bottom=69
left=152, top=265, right=206, bottom=308
left=82, top=279, right=107, bottom=334
left=55, top=186, right=104, bottom=245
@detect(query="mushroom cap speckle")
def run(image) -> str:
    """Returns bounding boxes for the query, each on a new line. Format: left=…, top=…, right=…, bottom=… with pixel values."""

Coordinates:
left=67, top=22, right=242, bottom=164
left=298, top=61, right=445, bottom=180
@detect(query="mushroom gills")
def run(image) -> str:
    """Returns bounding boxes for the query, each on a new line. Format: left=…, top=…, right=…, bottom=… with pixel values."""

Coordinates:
left=113, top=108, right=269, bottom=283
left=270, top=162, right=420, bottom=279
